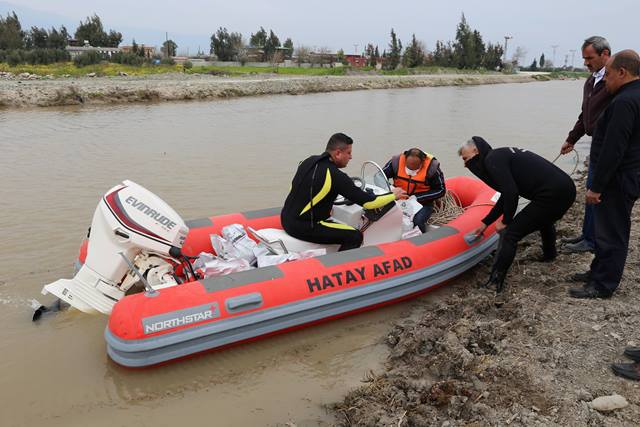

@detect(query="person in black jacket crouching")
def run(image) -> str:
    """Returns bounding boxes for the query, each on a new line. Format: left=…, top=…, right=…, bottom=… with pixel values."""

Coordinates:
left=458, top=136, right=576, bottom=294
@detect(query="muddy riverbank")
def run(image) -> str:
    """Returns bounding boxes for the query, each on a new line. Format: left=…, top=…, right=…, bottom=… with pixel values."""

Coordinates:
left=332, top=173, right=640, bottom=426
left=0, top=72, right=544, bottom=108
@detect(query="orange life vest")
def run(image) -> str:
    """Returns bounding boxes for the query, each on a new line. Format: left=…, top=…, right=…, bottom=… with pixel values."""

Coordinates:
left=394, top=153, right=433, bottom=195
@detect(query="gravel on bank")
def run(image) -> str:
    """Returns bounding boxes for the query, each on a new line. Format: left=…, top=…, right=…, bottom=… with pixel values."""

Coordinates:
left=0, top=73, right=541, bottom=108
left=331, top=172, right=640, bottom=426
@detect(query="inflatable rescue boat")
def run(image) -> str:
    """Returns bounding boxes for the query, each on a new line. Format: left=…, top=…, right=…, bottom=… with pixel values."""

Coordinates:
left=42, top=162, right=499, bottom=367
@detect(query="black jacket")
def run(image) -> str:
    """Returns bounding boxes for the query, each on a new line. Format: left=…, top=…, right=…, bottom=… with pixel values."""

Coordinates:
left=466, top=137, right=574, bottom=225
left=590, top=79, right=640, bottom=193
left=281, top=153, right=376, bottom=229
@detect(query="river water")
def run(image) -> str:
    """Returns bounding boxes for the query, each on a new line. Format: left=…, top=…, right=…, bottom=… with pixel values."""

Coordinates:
left=0, top=80, right=587, bottom=426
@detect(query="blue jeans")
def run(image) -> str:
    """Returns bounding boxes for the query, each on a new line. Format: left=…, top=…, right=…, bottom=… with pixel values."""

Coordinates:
left=582, top=163, right=595, bottom=247
left=413, top=203, right=434, bottom=233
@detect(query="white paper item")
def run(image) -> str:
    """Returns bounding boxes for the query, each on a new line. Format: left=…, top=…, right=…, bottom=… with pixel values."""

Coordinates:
left=256, top=248, right=327, bottom=268
left=201, top=257, right=252, bottom=278
left=398, top=196, right=423, bottom=220
left=221, top=224, right=257, bottom=265
left=193, top=251, right=216, bottom=269
left=402, top=226, right=423, bottom=239
left=402, top=215, right=415, bottom=232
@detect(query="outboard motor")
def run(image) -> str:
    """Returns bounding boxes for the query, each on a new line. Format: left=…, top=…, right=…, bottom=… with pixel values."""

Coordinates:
left=41, top=180, right=189, bottom=314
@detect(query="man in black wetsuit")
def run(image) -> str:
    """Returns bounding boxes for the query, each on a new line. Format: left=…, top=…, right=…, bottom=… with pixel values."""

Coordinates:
left=281, top=133, right=405, bottom=251
left=458, top=136, right=576, bottom=293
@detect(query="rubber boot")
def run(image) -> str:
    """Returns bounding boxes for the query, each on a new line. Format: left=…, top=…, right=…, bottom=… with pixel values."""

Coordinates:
left=491, top=269, right=508, bottom=294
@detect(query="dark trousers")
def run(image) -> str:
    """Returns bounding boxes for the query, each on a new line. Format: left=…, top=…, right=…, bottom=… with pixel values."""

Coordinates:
left=413, top=203, right=434, bottom=233
left=581, top=163, right=596, bottom=247
left=494, top=186, right=576, bottom=273
left=590, top=171, right=640, bottom=294
left=283, top=219, right=363, bottom=252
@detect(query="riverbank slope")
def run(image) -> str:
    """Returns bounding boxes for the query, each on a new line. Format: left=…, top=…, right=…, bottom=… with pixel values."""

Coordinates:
left=0, top=72, right=548, bottom=108
left=332, top=173, right=640, bottom=426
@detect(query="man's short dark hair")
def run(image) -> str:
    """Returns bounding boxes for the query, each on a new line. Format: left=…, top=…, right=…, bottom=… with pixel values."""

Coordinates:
left=326, top=132, right=353, bottom=152
left=583, top=36, right=611, bottom=55
left=611, top=49, right=640, bottom=77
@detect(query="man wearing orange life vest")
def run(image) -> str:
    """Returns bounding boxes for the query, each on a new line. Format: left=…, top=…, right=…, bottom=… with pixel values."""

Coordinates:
left=382, top=148, right=446, bottom=233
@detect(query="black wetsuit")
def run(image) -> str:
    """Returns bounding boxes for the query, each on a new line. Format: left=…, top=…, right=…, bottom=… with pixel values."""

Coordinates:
left=281, top=153, right=395, bottom=251
left=466, top=137, right=576, bottom=273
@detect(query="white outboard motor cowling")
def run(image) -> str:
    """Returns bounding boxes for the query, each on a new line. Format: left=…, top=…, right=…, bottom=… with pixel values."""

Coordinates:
left=42, top=180, right=189, bottom=314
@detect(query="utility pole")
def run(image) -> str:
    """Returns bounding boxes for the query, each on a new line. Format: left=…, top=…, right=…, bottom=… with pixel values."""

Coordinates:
left=503, top=35, right=512, bottom=62
left=569, top=49, right=576, bottom=69
left=551, top=44, right=559, bottom=68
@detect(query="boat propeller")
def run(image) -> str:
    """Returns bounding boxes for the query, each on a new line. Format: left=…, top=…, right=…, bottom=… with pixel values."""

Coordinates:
left=32, top=298, right=67, bottom=322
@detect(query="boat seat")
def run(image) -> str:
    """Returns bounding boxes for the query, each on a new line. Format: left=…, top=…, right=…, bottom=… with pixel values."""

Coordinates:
left=248, top=227, right=340, bottom=255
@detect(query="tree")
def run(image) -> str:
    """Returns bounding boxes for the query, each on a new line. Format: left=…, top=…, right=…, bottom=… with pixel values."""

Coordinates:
left=282, top=38, right=293, bottom=59
left=539, top=53, right=545, bottom=68
left=263, top=30, right=280, bottom=61
left=210, top=27, right=243, bottom=61
left=453, top=13, right=476, bottom=68
left=295, top=45, right=310, bottom=66
left=365, top=43, right=375, bottom=66
left=471, top=30, right=485, bottom=68
left=74, top=14, right=121, bottom=47
left=402, top=34, right=425, bottom=68
left=385, top=28, right=402, bottom=70
left=432, top=40, right=455, bottom=67
left=249, top=27, right=267, bottom=48
left=106, top=30, right=122, bottom=48
left=0, top=11, right=25, bottom=50
left=529, top=58, right=538, bottom=70
left=336, top=48, right=345, bottom=65
left=482, top=42, right=503, bottom=70
left=47, top=26, right=69, bottom=49
left=163, top=39, right=177, bottom=57
left=27, top=26, right=48, bottom=49
left=511, top=46, right=527, bottom=66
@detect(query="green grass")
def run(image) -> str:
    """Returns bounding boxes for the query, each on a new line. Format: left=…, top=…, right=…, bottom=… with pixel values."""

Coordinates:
left=380, top=66, right=496, bottom=76
left=547, top=70, right=590, bottom=78
left=185, top=65, right=348, bottom=76
left=0, top=61, right=184, bottom=77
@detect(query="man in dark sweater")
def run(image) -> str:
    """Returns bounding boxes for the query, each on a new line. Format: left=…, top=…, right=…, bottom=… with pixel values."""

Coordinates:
left=569, top=50, right=640, bottom=300
left=459, top=137, right=576, bottom=293
left=562, top=36, right=613, bottom=253
left=281, top=133, right=404, bottom=251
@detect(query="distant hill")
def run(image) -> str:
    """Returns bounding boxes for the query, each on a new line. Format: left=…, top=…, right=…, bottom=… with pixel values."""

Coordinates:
left=0, top=2, right=208, bottom=55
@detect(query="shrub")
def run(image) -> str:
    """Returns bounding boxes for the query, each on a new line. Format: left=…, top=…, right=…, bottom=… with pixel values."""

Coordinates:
left=183, top=60, right=193, bottom=69
left=7, top=50, right=22, bottom=66
left=73, top=50, right=103, bottom=67
left=110, top=52, right=144, bottom=66
left=160, top=57, right=175, bottom=65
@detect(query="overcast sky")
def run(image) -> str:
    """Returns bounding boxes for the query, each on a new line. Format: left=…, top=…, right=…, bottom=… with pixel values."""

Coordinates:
left=3, top=0, right=639, bottom=66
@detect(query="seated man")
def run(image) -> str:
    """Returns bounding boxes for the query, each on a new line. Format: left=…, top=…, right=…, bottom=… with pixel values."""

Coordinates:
left=382, top=148, right=446, bottom=233
left=281, top=133, right=405, bottom=252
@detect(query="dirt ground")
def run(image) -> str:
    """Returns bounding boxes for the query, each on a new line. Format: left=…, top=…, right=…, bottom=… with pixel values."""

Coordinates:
left=333, top=173, right=640, bottom=426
